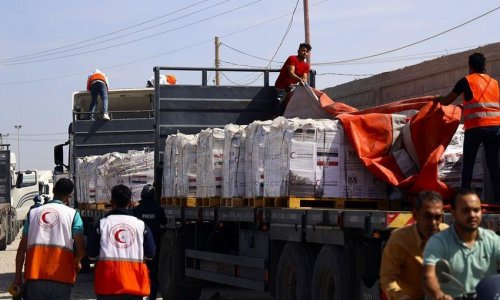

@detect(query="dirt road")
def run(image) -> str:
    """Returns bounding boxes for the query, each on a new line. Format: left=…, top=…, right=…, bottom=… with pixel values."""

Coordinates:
left=0, top=233, right=273, bottom=300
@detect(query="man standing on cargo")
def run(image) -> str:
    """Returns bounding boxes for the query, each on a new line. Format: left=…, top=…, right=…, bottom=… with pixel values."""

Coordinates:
left=380, top=191, right=447, bottom=300
left=87, top=69, right=110, bottom=120
left=13, top=178, right=86, bottom=300
left=436, top=53, right=500, bottom=202
left=133, top=184, right=167, bottom=300
left=274, top=43, right=311, bottom=115
left=423, top=189, right=500, bottom=299
left=87, top=184, right=156, bottom=300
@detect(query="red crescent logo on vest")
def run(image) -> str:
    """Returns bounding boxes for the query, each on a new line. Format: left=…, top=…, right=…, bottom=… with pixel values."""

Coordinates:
left=37, top=208, right=60, bottom=228
left=109, top=224, right=136, bottom=248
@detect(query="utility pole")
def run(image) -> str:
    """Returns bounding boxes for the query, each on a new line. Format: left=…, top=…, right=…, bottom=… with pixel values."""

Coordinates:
left=303, top=0, right=311, bottom=65
left=14, top=125, right=21, bottom=171
left=215, top=36, right=221, bottom=86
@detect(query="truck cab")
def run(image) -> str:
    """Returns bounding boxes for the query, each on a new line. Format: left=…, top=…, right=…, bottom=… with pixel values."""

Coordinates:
left=0, top=145, right=53, bottom=250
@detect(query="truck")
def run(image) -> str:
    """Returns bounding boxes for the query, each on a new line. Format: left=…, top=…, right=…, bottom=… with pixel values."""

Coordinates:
left=55, top=67, right=500, bottom=300
left=0, top=144, right=53, bottom=250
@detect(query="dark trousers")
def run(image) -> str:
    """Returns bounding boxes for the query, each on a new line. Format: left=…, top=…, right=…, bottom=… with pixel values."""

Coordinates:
left=462, top=126, right=500, bottom=202
left=146, top=254, right=159, bottom=300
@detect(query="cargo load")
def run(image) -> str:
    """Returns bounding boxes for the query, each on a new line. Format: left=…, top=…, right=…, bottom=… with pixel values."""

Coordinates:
left=222, top=124, right=246, bottom=198
left=75, top=150, right=154, bottom=204
left=196, top=128, right=225, bottom=198
left=244, top=120, right=272, bottom=198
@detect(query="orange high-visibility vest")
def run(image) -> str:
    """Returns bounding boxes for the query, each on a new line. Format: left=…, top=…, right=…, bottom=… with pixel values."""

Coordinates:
left=94, top=214, right=150, bottom=296
left=463, top=73, right=500, bottom=130
left=87, top=71, right=108, bottom=91
left=24, top=203, right=78, bottom=284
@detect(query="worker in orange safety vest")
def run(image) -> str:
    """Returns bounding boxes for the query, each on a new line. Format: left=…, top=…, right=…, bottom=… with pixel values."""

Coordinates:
left=437, top=52, right=500, bottom=202
left=87, top=184, right=156, bottom=300
left=13, top=178, right=86, bottom=300
left=87, top=69, right=110, bottom=120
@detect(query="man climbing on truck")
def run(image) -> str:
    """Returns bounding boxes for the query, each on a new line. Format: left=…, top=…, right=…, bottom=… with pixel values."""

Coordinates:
left=274, top=43, right=311, bottom=115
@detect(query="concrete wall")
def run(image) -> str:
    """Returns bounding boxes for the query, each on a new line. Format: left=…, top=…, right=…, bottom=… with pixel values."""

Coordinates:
left=324, top=43, right=500, bottom=109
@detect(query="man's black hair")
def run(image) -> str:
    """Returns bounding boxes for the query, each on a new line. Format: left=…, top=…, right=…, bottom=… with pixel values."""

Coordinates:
left=111, top=184, right=132, bottom=208
left=299, top=43, right=312, bottom=51
left=53, top=178, right=74, bottom=198
left=469, top=52, right=486, bottom=73
left=414, top=190, right=443, bottom=211
left=451, top=188, right=480, bottom=209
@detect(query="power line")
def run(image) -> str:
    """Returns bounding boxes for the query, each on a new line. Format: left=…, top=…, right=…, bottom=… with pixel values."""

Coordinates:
left=230, top=0, right=300, bottom=86
left=314, top=5, right=500, bottom=66
left=0, top=0, right=212, bottom=63
left=0, top=0, right=323, bottom=85
left=0, top=1, right=262, bottom=66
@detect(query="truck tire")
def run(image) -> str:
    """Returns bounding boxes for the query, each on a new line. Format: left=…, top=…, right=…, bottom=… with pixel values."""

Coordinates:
left=310, top=245, right=348, bottom=300
left=158, top=230, right=201, bottom=300
left=275, top=242, right=314, bottom=300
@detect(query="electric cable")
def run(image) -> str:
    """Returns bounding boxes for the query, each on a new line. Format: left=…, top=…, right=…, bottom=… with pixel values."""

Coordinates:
left=0, top=0, right=262, bottom=66
left=314, top=5, right=500, bottom=66
left=0, top=0, right=213, bottom=63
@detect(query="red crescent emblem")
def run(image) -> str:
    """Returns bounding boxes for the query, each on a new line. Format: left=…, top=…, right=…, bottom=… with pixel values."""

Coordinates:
left=114, top=229, right=126, bottom=244
left=109, top=224, right=135, bottom=248
left=41, top=212, right=51, bottom=224
left=37, top=208, right=59, bottom=228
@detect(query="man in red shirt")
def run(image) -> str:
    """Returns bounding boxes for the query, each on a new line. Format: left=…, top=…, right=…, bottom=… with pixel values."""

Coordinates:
left=275, top=43, right=311, bottom=90
left=274, top=43, right=311, bottom=115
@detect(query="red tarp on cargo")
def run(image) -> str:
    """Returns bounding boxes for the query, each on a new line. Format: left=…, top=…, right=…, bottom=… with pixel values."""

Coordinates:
left=284, top=86, right=463, bottom=200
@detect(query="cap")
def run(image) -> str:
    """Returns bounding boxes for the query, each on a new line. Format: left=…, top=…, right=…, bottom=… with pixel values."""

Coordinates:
left=33, top=195, right=42, bottom=203
left=141, top=184, right=155, bottom=200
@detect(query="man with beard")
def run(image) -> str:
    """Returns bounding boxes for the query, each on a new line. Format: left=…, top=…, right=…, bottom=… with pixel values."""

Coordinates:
left=380, top=191, right=447, bottom=300
left=423, top=189, right=500, bottom=299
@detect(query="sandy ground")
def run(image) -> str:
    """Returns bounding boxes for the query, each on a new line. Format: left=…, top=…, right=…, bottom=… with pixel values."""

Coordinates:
left=0, top=233, right=273, bottom=300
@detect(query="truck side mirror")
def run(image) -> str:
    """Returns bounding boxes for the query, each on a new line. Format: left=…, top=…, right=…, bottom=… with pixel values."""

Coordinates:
left=54, top=144, right=64, bottom=166
left=15, top=172, right=23, bottom=189
left=39, top=182, right=49, bottom=195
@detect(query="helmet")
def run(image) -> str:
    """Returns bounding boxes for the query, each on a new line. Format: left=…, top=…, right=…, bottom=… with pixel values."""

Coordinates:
left=141, top=184, right=155, bottom=200
left=33, top=195, right=42, bottom=203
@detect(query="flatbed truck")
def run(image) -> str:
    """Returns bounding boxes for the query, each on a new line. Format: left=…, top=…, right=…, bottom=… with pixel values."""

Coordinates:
left=55, top=67, right=500, bottom=300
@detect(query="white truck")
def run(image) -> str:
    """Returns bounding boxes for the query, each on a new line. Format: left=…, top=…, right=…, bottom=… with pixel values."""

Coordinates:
left=0, top=144, right=53, bottom=250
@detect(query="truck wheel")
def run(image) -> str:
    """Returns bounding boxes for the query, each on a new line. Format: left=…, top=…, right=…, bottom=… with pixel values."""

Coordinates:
left=275, top=242, right=314, bottom=300
left=310, top=246, right=348, bottom=300
left=158, top=230, right=201, bottom=300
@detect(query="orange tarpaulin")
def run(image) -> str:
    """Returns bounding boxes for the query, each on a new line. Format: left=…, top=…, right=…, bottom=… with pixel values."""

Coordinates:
left=285, top=86, right=463, bottom=200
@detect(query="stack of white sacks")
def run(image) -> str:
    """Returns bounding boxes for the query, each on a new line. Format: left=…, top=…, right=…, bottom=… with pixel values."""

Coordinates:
left=161, top=119, right=387, bottom=200
left=161, top=119, right=485, bottom=200
left=262, top=117, right=386, bottom=198
left=75, top=150, right=154, bottom=204
left=438, top=124, right=484, bottom=198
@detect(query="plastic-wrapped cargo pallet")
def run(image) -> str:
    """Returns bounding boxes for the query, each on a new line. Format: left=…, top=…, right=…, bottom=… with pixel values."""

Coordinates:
left=176, top=133, right=198, bottom=198
left=244, top=120, right=272, bottom=198
left=263, top=117, right=387, bottom=199
left=438, top=124, right=484, bottom=198
left=222, top=124, right=246, bottom=198
left=197, top=128, right=225, bottom=198
left=75, top=150, right=154, bottom=205
left=162, top=135, right=178, bottom=198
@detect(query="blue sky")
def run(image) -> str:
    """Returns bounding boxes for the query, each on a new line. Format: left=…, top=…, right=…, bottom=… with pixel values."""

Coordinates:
left=1, top=0, right=499, bottom=170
